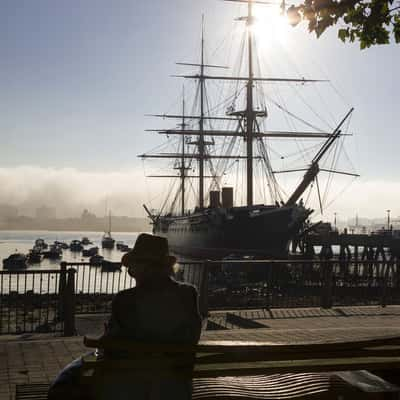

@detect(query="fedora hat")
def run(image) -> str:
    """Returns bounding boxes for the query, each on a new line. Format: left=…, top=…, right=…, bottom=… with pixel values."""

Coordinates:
left=121, top=233, right=176, bottom=267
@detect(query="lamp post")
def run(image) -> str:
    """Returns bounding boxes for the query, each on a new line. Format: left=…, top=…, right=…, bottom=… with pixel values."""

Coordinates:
left=334, top=212, right=337, bottom=230
left=387, top=209, right=391, bottom=230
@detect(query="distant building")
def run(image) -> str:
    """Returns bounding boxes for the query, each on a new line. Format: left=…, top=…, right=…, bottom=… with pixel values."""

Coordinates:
left=35, top=205, right=56, bottom=220
left=81, top=209, right=96, bottom=222
left=0, top=204, right=18, bottom=221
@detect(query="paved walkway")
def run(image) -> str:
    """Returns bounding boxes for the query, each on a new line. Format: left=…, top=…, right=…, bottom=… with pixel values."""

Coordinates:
left=2, top=305, right=400, bottom=399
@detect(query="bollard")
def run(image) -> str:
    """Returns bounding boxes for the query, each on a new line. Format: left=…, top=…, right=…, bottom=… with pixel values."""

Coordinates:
left=63, top=268, right=76, bottom=336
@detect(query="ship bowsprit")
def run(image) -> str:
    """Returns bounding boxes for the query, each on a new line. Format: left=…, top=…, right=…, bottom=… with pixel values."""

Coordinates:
left=153, top=204, right=312, bottom=260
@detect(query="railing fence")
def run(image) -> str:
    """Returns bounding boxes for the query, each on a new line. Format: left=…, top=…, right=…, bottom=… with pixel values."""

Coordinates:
left=2, top=257, right=400, bottom=335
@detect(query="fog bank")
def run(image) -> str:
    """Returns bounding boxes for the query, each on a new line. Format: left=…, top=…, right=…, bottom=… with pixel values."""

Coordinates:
left=0, top=166, right=148, bottom=217
left=0, top=166, right=399, bottom=221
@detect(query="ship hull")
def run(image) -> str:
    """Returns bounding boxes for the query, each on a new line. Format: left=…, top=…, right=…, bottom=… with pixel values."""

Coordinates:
left=153, top=204, right=310, bottom=259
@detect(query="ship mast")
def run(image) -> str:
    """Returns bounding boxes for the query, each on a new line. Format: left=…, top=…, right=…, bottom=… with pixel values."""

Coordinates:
left=180, top=89, right=186, bottom=215
left=172, top=87, right=191, bottom=215
left=199, top=17, right=206, bottom=209
left=246, top=0, right=255, bottom=206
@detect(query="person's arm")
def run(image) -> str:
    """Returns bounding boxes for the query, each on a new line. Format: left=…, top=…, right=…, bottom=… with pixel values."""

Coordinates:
left=183, top=285, right=202, bottom=345
left=102, top=293, right=123, bottom=339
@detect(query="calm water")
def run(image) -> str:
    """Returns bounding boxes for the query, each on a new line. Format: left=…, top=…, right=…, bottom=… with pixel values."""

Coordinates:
left=0, top=230, right=145, bottom=270
left=0, top=231, right=150, bottom=295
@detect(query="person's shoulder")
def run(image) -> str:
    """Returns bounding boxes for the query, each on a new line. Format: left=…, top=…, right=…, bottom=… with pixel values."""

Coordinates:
left=113, top=287, right=137, bottom=304
left=171, top=278, right=198, bottom=297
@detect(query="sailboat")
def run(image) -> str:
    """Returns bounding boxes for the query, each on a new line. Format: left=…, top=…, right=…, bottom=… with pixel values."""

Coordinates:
left=140, top=0, right=357, bottom=260
left=102, top=211, right=115, bottom=249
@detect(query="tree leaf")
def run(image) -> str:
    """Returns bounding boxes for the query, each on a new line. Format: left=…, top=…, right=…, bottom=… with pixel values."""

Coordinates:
left=338, top=28, right=349, bottom=42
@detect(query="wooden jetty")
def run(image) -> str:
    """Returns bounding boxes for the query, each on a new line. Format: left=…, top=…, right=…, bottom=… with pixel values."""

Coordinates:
left=298, top=231, right=400, bottom=262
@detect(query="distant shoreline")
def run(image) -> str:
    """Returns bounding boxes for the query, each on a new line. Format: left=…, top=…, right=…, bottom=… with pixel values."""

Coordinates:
left=0, top=228, right=151, bottom=233
left=0, top=216, right=150, bottom=233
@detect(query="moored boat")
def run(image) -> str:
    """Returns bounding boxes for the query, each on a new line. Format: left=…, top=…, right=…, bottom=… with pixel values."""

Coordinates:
left=3, top=253, right=27, bottom=269
left=27, top=249, right=43, bottom=264
left=89, top=254, right=104, bottom=266
left=70, top=240, right=83, bottom=252
left=119, top=244, right=130, bottom=252
left=54, top=241, right=69, bottom=249
left=34, top=238, right=48, bottom=250
left=116, top=242, right=129, bottom=252
left=101, top=260, right=121, bottom=271
left=102, top=211, right=115, bottom=249
left=82, top=247, right=99, bottom=257
left=42, top=244, right=62, bottom=259
left=102, top=233, right=115, bottom=249
left=82, top=237, right=92, bottom=246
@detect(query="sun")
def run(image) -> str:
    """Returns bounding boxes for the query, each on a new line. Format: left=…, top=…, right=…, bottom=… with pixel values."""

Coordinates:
left=251, top=4, right=290, bottom=44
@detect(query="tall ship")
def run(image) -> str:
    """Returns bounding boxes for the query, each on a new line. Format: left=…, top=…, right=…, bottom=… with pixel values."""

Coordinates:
left=140, top=0, right=357, bottom=259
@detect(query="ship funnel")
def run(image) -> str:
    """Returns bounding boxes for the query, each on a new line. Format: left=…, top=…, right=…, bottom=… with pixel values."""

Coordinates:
left=222, top=187, right=233, bottom=209
left=209, top=191, right=221, bottom=208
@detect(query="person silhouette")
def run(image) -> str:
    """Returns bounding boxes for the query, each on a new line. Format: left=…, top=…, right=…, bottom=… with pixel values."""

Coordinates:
left=49, top=234, right=202, bottom=400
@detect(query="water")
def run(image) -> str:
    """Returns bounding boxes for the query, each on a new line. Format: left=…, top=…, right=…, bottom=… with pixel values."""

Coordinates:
left=0, top=230, right=145, bottom=270
left=0, top=231, right=147, bottom=295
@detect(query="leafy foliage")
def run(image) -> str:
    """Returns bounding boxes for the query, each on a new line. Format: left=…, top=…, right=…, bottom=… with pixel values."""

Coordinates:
left=288, top=0, right=400, bottom=49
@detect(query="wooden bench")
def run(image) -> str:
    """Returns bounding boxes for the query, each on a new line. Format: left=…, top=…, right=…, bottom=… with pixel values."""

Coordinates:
left=16, top=335, right=400, bottom=399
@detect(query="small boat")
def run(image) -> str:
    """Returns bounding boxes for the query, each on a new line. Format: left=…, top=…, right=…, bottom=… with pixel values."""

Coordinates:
left=3, top=253, right=27, bottom=269
left=27, top=249, right=42, bottom=264
left=82, top=237, right=92, bottom=246
left=101, top=260, right=121, bottom=272
left=70, top=240, right=83, bottom=252
left=82, top=247, right=99, bottom=257
left=101, top=212, right=115, bottom=249
left=34, top=238, right=48, bottom=250
left=116, top=242, right=130, bottom=251
left=101, top=233, right=115, bottom=249
left=90, top=254, right=104, bottom=266
left=119, top=244, right=130, bottom=252
left=42, top=244, right=62, bottom=259
left=54, top=241, right=69, bottom=249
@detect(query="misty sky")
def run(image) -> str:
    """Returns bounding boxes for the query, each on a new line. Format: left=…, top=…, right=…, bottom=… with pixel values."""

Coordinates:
left=1, top=0, right=399, bottom=221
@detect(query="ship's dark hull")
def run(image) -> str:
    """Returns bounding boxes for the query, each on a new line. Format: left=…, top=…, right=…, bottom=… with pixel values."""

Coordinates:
left=153, top=204, right=311, bottom=259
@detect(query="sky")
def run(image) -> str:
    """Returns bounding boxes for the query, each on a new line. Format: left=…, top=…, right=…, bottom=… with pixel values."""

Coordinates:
left=0, top=0, right=399, bottom=221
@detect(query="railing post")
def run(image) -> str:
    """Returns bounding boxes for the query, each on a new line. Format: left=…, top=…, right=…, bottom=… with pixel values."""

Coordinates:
left=321, top=259, right=333, bottom=309
left=199, top=262, right=209, bottom=320
left=63, top=268, right=76, bottom=336
left=381, top=261, right=389, bottom=308
left=58, top=262, right=67, bottom=322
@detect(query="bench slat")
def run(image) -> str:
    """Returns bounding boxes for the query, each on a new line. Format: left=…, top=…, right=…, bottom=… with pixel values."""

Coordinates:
left=16, top=371, right=400, bottom=400
left=83, top=335, right=400, bottom=355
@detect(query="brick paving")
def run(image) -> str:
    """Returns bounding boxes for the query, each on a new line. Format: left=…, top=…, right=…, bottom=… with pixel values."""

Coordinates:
left=2, top=305, right=400, bottom=399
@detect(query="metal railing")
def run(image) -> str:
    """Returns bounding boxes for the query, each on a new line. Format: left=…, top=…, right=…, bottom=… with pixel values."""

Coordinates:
left=194, top=258, right=400, bottom=310
left=0, top=269, right=63, bottom=335
left=2, top=257, right=400, bottom=335
left=64, top=262, right=135, bottom=314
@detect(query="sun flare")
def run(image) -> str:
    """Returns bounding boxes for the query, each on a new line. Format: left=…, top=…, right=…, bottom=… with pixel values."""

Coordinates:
left=251, top=5, right=290, bottom=44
